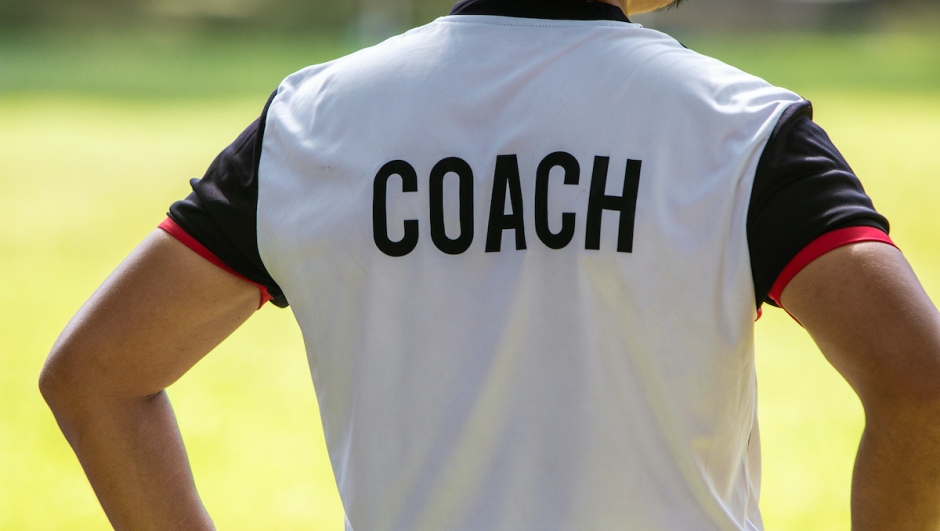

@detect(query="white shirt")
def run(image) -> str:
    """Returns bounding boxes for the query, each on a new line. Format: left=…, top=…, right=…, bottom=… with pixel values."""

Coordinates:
left=255, top=10, right=800, bottom=531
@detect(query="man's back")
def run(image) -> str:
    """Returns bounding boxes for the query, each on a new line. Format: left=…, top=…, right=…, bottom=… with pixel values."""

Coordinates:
left=257, top=10, right=797, bottom=530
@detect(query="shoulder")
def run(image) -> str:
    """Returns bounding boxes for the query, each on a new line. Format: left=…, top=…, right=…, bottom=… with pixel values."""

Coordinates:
left=278, top=21, right=449, bottom=93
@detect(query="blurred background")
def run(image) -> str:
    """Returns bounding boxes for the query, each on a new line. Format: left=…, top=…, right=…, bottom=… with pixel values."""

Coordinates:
left=1, top=0, right=938, bottom=529
left=2, top=0, right=939, bottom=37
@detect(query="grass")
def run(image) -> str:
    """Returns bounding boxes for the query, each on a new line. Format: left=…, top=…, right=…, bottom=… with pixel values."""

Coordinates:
left=686, top=32, right=940, bottom=95
left=0, top=28, right=352, bottom=99
left=1, top=28, right=938, bottom=531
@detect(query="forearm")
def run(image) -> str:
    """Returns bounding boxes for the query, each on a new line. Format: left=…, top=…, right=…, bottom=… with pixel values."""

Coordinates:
left=46, top=388, right=214, bottom=531
left=852, top=409, right=940, bottom=531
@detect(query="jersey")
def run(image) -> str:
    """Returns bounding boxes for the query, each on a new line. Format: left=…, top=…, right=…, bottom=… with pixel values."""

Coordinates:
left=160, top=1, right=893, bottom=529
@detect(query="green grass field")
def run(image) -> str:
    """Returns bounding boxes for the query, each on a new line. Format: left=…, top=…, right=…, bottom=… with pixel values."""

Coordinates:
left=1, top=29, right=938, bottom=530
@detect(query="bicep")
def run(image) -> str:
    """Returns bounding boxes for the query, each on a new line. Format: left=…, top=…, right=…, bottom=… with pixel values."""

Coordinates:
left=42, top=229, right=260, bottom=401
left=780, top=242, right=940, bottom=408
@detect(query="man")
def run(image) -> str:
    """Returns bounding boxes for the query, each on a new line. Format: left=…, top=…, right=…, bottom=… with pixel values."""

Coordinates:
left=39, top=0, right=940, bottom=529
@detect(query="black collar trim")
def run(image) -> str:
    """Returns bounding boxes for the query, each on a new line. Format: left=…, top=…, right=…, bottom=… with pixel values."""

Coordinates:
left=449, top=0, right=630, bottom=23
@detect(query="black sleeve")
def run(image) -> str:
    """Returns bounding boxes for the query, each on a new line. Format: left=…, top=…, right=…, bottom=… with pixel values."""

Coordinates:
left=167, top=90, right=289, bottom=308
left=747, top=100, right=890, bottom=308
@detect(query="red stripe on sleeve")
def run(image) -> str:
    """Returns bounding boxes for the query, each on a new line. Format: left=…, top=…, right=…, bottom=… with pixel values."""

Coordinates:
left=768, top=226, right=896, bottom=307
left=158, top=217, right=273, bottom=308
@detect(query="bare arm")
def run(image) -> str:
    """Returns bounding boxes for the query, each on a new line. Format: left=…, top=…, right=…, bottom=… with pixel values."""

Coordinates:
left=782, top=241, right=940, bottom=531
left=39, top=230, right=261, bottom=531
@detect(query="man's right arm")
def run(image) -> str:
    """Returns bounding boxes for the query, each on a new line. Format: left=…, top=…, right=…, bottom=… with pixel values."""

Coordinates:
left=782, top=241, right=940, bottom=530
left=39, top=229, right=260, bottom=531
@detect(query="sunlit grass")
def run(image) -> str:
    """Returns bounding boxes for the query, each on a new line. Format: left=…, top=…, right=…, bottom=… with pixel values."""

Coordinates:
left=1, top=31, right=938, bottom=531
left=0, top=29, right=352, bottom=99
left=686, top=32, right=940, bottom=95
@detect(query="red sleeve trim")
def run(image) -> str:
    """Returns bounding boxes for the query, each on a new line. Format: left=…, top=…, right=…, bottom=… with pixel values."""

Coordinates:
left=768, top=226, right=896, bottom=307
left=158, top=217, right=272, bottom=308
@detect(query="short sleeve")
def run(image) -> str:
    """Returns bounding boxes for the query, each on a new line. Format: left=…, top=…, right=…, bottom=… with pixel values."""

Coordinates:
left=747, top=100, right=892, bottom=309
left=165, top=90, right=289, bottom=308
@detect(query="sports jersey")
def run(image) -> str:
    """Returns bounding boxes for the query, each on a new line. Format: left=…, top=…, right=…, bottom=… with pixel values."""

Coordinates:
left=160, top=1, right=893, bottom=529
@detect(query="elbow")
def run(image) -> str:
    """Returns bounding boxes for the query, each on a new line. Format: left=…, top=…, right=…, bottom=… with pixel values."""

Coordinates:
left=40, top=340, right=159, bottom=421
left=39, top=343, right=94, bottom=419
left=38, top=364, right=54, bottom=405
left=863, top=398, right=940, bottom=442
left=39, top=344, right=112, bottom=444
left=859, top=362, right=940, bottom=428
left=39, top=349, right=74, bottom=415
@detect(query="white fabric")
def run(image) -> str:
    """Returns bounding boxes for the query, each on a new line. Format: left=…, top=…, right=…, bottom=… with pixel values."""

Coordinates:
left=257, top=15, right=800, bottom=531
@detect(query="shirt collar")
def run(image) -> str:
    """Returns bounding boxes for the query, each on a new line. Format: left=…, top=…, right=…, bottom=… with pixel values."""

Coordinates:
left=448, top=0, right=630, bottom=23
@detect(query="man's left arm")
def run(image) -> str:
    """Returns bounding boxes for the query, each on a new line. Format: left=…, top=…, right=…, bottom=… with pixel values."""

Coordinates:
left=781, top=241, right=940, bottom=530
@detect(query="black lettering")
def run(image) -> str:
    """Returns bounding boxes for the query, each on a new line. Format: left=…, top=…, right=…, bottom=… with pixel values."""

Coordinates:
left=373, top=160, right=419, bottom=257
left=485, top=155, right=527, bottom=252
left=429, top=157, right=474, bottom=255
left=584, top=157, right=641, bottom=253
left=535, top=151, right=579, bottom=250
